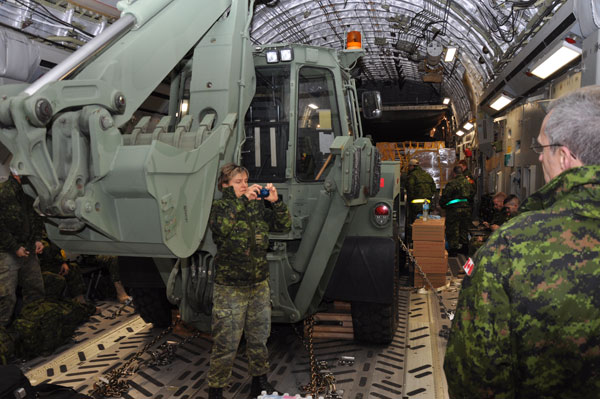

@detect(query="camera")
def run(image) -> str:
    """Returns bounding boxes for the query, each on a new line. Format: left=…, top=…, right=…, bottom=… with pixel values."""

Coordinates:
left=257, top=188, right=270, bottom=198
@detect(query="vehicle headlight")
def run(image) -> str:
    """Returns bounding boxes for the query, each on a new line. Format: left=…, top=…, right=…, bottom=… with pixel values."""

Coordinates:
left=266, top=50, right=279, bottom=63
left=280, top=48, right=293, bottom=62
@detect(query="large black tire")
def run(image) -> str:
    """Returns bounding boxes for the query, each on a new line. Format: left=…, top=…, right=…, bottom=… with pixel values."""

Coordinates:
left=128, top=287, right=172, bottom=328
left=351, top=235, right=400, bottom=345
left=351, top=298, right=398, bottom=344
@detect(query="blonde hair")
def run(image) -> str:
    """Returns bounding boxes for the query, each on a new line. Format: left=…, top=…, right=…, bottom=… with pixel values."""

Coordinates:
left=217, top=163, right=248, bottom=191
left=493, top=192, right=507, bottom=201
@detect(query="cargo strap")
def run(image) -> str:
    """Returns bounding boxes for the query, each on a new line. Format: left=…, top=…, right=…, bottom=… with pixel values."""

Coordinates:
left=445, top=198, right=468, bottom=206
left=410, top=198, right=430, bottom=204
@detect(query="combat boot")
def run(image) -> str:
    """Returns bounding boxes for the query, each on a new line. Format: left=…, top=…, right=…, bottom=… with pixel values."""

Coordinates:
left=250, top=374, right=277, bottom=398
left=208, top=387, right=223, bottom=399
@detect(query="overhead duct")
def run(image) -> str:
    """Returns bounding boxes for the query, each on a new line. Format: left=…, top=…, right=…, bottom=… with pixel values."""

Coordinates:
left=0, top=27, right=71, bottom=84
left=0, top=28, right=40, bottom=83
left=574, top=0, right=600, bottom=38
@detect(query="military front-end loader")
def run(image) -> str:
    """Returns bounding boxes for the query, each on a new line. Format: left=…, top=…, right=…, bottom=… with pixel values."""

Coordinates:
left=0, top=0, right=404, bottom=344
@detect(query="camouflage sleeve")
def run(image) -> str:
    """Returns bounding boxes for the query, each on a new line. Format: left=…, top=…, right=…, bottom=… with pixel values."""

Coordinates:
left=39, top=239, right=67, bottom=272
left=265, top=200, right=291, bottom=233
left=30, top=207, right=45, bottom=242
left=468, top=179, right=476, bottom=200
left=440, top=181, right=455, bottom=208
left=208, top=196, right=249, bottom=244
left=444, top=231, right=515, bottom=398
left=429, top=176, right=437, bottom=199
left=0, top=183, right=21, bottom=252
left=491, top=209, right=509, bottom=226
left=406, top=173, right=415, bottom=199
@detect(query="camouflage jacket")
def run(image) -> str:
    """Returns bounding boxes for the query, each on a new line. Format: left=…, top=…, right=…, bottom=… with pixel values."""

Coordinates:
left=463, top=168, right=476, bottom=200
left=491, top=206, right=512, bottom=226
left=444, top=165, right=600, bottom=398
left=406, top=166, right=436, bottom=201
left=0, top=176, right=44, bottom=253
left=39, top=238, right=67, bottom=273
left=440, top=173, right=472, bottom=209
left=209, top=186, right=291, bottom=286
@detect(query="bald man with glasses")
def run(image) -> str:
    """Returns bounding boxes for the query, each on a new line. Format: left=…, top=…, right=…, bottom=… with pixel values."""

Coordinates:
left=444, top=85, right=600, bottom=398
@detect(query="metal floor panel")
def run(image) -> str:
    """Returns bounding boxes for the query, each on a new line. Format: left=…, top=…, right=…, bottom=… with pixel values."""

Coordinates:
left=19, top=290, right=426, bottom=398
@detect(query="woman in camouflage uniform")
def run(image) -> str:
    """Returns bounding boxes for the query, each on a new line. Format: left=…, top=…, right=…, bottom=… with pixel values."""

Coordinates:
left=207, top=163, right=291, bottom=399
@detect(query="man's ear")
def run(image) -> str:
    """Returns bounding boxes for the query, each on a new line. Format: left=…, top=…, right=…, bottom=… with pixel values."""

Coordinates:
left=558, top=147, right=569, bottom=171
left=560, top=146, right=584, bottom=170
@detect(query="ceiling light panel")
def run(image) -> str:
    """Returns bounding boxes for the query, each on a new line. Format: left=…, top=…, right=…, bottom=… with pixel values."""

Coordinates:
left=490, top=94, right=514, bottom=111
left=530, top=40, right=582, bottom=79
left=445, top=47, right=457, bottom=62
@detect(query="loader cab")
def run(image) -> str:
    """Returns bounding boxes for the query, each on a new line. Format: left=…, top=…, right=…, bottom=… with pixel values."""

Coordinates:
left=243, top=44, right=360, bottom=184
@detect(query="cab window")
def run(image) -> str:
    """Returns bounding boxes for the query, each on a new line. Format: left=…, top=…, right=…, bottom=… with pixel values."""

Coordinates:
left=243, top=66, right=290, bottom=182
left=296, top=67, right=342, bottom=181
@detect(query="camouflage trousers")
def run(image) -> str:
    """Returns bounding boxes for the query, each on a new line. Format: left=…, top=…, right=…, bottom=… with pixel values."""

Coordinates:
left=208, top=279, right=271, bottom=388
left=80, top=255, right=120, bottom=282
left=0, top=252, right=45, bottom=326
left=445, top=207, right=471, bottom=251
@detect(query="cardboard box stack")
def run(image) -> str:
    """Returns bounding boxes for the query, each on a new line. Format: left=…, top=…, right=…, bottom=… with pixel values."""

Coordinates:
left=412, top=217, right=448, bottom=288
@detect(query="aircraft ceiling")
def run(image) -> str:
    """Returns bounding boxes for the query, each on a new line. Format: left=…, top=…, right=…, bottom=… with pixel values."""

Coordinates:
left=0, top=0, right=569, bottom=135
left=250, top=0, right=566, bottom=127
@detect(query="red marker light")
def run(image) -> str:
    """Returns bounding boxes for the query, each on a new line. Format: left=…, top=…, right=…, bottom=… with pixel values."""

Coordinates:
left=565, top=37, right=576, bottom=44
left=375, top=204, right=390, bottom=216
left=380, top=177, right=385, bottom=188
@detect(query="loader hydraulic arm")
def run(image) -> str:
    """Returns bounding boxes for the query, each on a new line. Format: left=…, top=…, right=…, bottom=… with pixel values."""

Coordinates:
left=0, top=0, right=257, bottom=258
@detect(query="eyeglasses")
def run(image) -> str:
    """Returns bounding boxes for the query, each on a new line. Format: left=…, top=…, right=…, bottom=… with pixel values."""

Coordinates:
left=530, top=143, right=564, bottom=154
left=530, top=138, right=577, bottom=158
left=530, top=137, right=563, bottom=154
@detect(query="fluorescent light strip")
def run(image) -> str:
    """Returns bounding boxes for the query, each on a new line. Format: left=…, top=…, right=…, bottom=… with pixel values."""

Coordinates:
left=456, top=130, right=465, bottom=137
left=531, top=41, right=582, bottom=79
left=443, top=97, right=450, bottom=105
left=490, top=94, right=513, bottom=111
left=463, top=122, right=474, bottom=130
left=445, top=47, right=457, bottom=62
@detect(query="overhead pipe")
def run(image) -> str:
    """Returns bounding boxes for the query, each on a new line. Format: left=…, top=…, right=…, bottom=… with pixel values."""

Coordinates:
left=24, top=14, right=135, bottom=96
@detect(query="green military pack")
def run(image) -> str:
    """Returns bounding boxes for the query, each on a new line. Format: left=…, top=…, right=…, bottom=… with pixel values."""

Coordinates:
left=0, top=326, right=15, bottom=365
left=12, top=298, right=95, bottom=358
left=42, top=271, right=67, bottom=298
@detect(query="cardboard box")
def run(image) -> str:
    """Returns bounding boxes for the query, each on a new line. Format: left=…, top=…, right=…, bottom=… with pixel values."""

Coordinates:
left=412, top=217, right=445, bottom=242
left=414, top=253, right=448, bottom=274
left=414, top=272, right=447, bottom=288
left=413, top=240, right=446, bottom=258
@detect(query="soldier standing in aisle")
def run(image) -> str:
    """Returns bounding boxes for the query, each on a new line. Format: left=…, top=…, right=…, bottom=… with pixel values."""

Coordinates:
left=458, top=159, right=476, bottom=217
left=440, top=166, right=472, bottom=256
left=406, top=158, right=437, bottom=226
left=0, top=169, right=45, bottom=326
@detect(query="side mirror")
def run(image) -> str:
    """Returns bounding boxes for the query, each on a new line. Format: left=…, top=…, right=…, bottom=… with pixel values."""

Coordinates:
left=361, top=91, right=382, bottom=119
